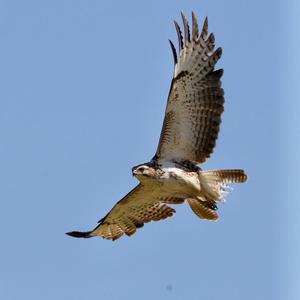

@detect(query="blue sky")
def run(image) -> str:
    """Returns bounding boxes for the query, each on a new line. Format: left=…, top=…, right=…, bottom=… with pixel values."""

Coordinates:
left=0, top=0, right=298, bottom=299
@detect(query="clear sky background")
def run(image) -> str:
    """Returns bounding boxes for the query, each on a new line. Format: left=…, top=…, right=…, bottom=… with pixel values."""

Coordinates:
left=0, top=1, right=298, bottom=299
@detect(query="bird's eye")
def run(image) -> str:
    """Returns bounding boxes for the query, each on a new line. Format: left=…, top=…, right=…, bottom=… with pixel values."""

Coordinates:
left=139, top=167, right=145, bottom=172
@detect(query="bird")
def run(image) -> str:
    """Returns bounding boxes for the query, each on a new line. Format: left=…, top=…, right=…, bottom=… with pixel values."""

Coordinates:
left=66, top=12, right=247, bottom=241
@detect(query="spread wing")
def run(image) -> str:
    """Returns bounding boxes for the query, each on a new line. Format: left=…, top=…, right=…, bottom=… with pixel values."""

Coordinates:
left=66, top=184, right=180, bottom=241
left=154, top=12, right=224, bottom=165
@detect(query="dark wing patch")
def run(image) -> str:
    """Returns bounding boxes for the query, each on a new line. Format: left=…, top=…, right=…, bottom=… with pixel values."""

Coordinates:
left=154, top=12, right=224, bottom=164
left=66, top=185, right=176, bottom=241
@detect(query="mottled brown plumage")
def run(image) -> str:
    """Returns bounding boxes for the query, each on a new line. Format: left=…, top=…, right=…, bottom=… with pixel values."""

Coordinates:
left=155, top=14, right=224, bottom=164
left=66, top=12, right=247, bottom=241
left=67, top=184, right=176, bottom=240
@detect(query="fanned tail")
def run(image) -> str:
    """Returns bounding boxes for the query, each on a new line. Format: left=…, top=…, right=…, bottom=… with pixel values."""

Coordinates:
left=202, top=169, right=248, bottom=184
left=199, top=169, right=247, bottom=202
left=187, top=169, right=247, bottom=221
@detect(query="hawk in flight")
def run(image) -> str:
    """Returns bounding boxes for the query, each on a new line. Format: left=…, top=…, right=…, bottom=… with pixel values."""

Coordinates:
left=67, top=12, right=247, bottom=241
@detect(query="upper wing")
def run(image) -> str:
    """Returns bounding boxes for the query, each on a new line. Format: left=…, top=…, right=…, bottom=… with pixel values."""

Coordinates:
left=66, top=184, right=179, bottom=241
left=154, top=12, right=224, bottom=165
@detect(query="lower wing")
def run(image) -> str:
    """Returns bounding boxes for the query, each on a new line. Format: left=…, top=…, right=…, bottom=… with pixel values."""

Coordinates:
left=66, top=184, right=180, bottom=241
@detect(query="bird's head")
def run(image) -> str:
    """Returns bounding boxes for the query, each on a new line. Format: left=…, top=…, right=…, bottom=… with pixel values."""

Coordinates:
left=132, top=164, right=156, bottom=181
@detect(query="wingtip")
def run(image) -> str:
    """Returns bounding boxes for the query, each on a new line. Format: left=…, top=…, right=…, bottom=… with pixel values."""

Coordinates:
left=215, top=47, right=223, bottom=58
left=180, top=11, right=190, bottom=44
left=168, top=39, right=178, bottom=65
left=204, top=16, right=209, bottom=29
left=174, top=20, right=183, bottom=51
left=66, top=231, right=92, bottom=238
left=218, top=68, right=224, bottom=77
left=201, top=16, right=209, bottom=40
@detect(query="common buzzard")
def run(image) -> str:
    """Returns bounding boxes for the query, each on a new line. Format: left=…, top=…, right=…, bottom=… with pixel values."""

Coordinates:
left=66, top=12, right=247, bottom=241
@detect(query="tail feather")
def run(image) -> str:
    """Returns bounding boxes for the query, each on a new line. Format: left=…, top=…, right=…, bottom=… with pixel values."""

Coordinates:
left=199, top=169, right=247, bottom=202
left=203, top=169, right=247, bottom=184
left=188, top=169, right=247, bottom=221
left=187, top=198, right=218, bottom=220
